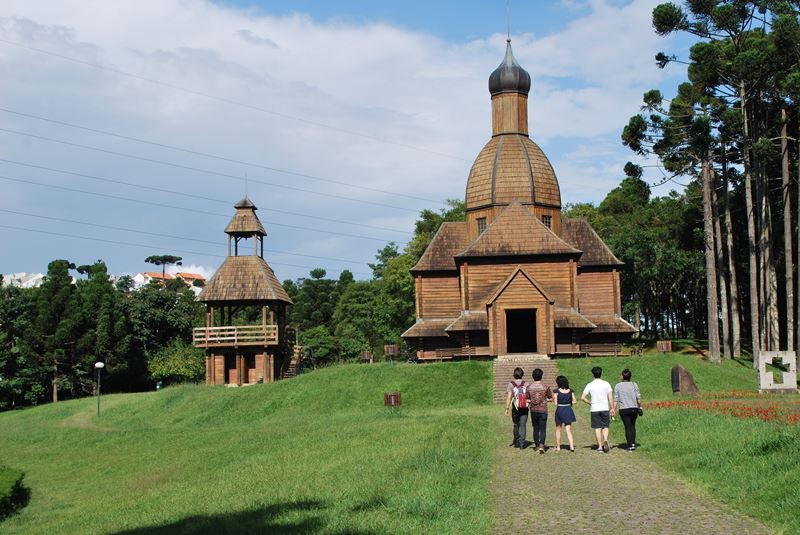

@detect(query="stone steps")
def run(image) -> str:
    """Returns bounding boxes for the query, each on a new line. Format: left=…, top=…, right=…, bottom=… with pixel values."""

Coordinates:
left=493, top=356, right=559, bottom=403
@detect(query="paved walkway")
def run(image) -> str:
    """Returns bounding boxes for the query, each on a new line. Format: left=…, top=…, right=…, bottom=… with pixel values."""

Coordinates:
left=492, top=410, right=771, bottom=534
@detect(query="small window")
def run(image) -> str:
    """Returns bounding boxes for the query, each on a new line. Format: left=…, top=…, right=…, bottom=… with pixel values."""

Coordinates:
left=542, top=215, right=552, bottom=229
left=476, top=217, right=487, bottom=234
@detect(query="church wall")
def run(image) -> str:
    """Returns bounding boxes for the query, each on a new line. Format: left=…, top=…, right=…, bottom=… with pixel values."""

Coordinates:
left=418, top=273, right=462, bottom=318
left=488, top=272, right=554, bottom=354
left=466, top=205, right=562, bottom=242
left=466, top=260, right=573, bottom=310
left=577, top=268, right=619, bottom=316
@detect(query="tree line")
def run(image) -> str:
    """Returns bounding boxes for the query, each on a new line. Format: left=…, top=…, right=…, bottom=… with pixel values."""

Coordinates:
left=620, top=1, right=799, bottom=362
left=0, top=201, right=465, bottom=410
left=0, top=260, right=205, bottom=410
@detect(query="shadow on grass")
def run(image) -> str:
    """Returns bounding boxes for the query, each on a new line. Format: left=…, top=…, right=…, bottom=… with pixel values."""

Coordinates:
left=112, top=500, right=379, bottom=535
left=0, top=474, right=31, bottom=520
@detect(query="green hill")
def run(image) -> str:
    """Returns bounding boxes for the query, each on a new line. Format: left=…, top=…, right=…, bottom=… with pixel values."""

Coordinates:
left=0, top=361, right=494, bottom=535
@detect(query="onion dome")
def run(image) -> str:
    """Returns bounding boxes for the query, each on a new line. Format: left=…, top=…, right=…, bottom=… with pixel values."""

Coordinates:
left=488, top=40, right=531, bottom=96
left=465, top=134, right=561, bottom=210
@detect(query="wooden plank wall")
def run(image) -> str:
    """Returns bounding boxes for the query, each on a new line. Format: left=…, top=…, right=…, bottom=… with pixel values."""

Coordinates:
left=576, top=268, right=617, bottom=316
left=419, top=274, right=462, bottom=318
left=491, top=93, right=528, bottom=135
left=468, top=261, right=572, bottom=310
left=488, top=271, right=553, bottom=354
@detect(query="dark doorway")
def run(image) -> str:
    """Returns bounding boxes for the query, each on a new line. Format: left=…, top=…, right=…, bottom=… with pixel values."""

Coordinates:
left=506, top=309, right=537, bottom=353
left=224, top=353, right=237, bottom=384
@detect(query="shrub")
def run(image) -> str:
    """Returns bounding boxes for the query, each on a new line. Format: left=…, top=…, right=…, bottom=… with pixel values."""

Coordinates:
left=147, top=338, right=204, bottom=385
left=0, top=466, right=29, bottom=519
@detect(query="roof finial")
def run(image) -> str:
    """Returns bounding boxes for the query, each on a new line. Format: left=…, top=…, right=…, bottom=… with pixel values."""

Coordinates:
left=244, top=172, right=249, bottom=198
left=505, top=0, right=511, bottom=42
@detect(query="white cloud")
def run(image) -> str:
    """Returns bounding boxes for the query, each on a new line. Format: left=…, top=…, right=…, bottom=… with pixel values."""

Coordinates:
left=0, top=0, right=685, bottom=281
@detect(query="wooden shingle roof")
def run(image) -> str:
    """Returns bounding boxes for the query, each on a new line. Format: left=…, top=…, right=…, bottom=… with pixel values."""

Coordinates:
left=225, top=197, right=267, bottom=236
left=198, top=256, right=292, bottom=304
left=445, top=311, right=488, bottom=332
left=465, top=134, right=561, bottom=210
left=401, top=317, right=457, bottom=338
left=457, top=202, right=581, bottom=259
left=410, top=222, right=468, bottom=272
left=584, top=314, right=637, bottom=333
left=554, top=308, right=596, bottom=329
left=561, top=218, right=623, bottom=266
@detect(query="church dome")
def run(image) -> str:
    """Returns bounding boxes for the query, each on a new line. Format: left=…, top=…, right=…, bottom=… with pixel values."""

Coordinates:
left=488, top=40, right=531, bottom=96
left=465, top=134, right=561, bottom=210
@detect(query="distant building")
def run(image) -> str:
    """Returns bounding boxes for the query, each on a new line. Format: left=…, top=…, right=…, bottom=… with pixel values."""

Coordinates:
left=174, top=272, right=206, bottom=286
left=2, top=272, right=45, bottom=288
left=132, top=272, right=174, bottom=287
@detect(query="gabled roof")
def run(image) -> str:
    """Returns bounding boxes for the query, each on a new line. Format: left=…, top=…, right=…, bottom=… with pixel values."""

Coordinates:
left=143, top=272, right=174, bottom=280
left=457, top=202, right=581, bottom=259
left=198, top=256, right=292, bottom=304
left=175, top=272, right=206, bottom=281
left=561, top=218, right=623, bottom=267
left=485, top=265, right=555, bottom=306
left=410, top=222, right=468, bottom=272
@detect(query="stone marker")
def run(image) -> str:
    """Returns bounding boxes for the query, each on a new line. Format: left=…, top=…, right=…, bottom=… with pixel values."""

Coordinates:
left=758, top=351, right=798, bottom=393
left=671, top=365, right=699, bottom=395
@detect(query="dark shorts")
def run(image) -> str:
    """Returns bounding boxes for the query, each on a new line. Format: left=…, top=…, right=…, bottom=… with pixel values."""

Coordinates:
left=590, top=411, right=610, bottom=429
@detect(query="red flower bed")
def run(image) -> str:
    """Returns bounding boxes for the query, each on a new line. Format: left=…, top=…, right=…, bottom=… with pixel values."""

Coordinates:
left=644, top=398, right=800, bottom=424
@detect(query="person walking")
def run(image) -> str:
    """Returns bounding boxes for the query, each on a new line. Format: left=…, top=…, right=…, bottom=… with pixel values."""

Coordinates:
left=552, top=375, right=577, bottom=452
left=528, top=368, right=552, bottom=454
left=580, top=366, right=614, bottom=453
left=613, top=368, right=642, bottom=451
left=504, top=367, right=529, bottom=449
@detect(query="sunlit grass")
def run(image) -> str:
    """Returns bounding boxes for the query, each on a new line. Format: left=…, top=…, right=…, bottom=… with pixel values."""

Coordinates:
left=0, top=362, right=494, bottom=535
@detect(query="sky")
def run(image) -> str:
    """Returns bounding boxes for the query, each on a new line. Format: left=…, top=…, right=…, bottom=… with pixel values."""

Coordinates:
left=0, top=0, right=691, bottom=282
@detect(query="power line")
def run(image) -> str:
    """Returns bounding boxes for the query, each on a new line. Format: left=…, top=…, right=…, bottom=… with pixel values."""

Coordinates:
left=0, top=37, right=468, bottom=162
left=0, top=174, right=407, bottom=244
left=0, top=127, right=422, bottom=213
left=0, top=209, right=370, bottom=266
left=0, top=106, right=445, bottom=204
left=0, top=224, right=371, bottom=277
left=0, top=158, right=411, bottom=235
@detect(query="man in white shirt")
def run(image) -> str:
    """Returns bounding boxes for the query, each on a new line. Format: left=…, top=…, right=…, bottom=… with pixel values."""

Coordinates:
left=581, top=366, right=615, bottom=452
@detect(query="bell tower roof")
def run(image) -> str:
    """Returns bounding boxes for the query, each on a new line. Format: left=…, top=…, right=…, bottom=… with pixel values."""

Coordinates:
left=225, top=197, right=266, bottom=237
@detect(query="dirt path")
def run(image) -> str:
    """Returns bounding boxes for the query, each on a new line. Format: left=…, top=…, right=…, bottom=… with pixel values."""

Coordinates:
left=492, top=409, right=771, bottom=534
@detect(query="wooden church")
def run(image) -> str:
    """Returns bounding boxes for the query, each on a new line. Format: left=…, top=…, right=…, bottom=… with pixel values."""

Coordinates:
left=401, top=40, right=635, bottom=359
left=193, top=198, right=293, bottom=385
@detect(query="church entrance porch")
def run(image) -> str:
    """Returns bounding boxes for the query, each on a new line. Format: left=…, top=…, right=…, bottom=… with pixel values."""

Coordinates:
left=506, top=309, right=537, bottom=353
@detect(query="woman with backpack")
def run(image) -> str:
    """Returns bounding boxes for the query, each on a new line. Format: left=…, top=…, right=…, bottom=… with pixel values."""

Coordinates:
left=504, top=367, right=529, bottom=449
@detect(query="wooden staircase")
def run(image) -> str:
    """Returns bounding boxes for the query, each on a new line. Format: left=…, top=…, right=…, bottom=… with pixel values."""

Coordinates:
left=281, top=346, right=303, bottom=379
left=493, top=354, right=559, bottom=403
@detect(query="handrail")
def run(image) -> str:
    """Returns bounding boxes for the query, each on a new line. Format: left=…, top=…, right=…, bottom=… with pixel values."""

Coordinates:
left=192, top=325, right=278, bottom=346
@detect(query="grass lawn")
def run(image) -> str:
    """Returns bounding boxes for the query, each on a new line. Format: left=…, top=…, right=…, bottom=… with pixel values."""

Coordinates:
left=0, top=361, right=494, bottom=535
left=555, top=353, right=758, bottom=400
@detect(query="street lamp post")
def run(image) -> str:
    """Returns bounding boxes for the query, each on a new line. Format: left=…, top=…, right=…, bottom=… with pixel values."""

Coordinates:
left=95, top=362, right=105, bottom=416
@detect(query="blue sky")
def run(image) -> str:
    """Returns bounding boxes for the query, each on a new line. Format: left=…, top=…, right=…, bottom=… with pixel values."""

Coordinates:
left=0, top=0, right=690, bottom=282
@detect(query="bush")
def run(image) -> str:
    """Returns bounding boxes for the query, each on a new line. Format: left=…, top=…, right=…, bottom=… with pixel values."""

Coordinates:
left=147, top=338, right=204, bottom=385
left=0, top=466, right=29, bottom=519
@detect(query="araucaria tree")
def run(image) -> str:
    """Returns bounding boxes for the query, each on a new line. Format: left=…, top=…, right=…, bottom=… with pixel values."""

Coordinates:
left=625, top=1, right=800, bottom=360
